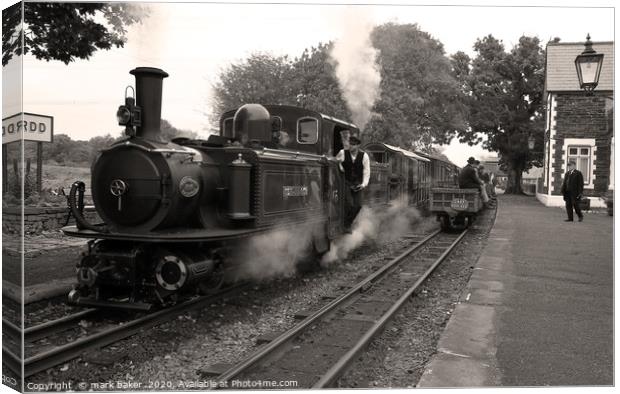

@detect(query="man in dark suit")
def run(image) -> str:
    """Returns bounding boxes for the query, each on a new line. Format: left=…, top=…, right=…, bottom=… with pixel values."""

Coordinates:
left=459, top=157, right=482, bottom=189
left=561, top=161, right=584, bottom=222
left=459, top=157, right=490, bottom=204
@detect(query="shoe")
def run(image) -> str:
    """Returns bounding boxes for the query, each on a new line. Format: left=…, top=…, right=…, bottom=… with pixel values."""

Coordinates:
left=578, top=217, right=583, bottom=222
left=564, top=219, right=573, bottom=222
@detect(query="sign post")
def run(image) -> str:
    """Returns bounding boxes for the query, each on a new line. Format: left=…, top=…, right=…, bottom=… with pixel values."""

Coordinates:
left=2, top=112, right=54, bottom=194
left=2, top=145, right=7, bottom=194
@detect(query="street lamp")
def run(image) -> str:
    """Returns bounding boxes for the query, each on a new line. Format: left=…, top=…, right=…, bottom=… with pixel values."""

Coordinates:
left=574, top=34, right=604, bottom=95
left=527, top=135, right=536, bottom=150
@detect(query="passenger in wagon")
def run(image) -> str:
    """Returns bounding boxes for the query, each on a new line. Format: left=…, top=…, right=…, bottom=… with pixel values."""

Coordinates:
left=336, top=135, right=370, bottom=231
left=458, top=157, right=490, bottom=205
left=477, top=164, right=495, bottom=207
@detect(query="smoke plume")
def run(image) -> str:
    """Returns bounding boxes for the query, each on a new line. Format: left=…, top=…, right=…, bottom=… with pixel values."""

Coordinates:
left=231, top=202, right=426, bottom=281
left=329, top=9, right=381, bottom=132
left=321, top=201, right=422, bottom=265
left=231, top=223, right=318, bottom=281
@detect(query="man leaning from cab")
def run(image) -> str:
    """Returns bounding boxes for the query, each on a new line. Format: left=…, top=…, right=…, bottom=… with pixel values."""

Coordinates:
left=336, top=134, right=370, bottom=231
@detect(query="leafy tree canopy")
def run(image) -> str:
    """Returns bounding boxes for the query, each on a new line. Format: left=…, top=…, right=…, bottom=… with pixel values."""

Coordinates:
left=2, top=2, right=144, bottom=66
left=212, top=53, right=299, bottom=117
left=366, top=23, right=468, bottom=151
left=452, top=35, right=546, bottom=193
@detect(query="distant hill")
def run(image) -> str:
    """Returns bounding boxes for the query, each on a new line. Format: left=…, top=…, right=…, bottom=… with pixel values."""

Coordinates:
left=4, top=119, right=196, bottom=168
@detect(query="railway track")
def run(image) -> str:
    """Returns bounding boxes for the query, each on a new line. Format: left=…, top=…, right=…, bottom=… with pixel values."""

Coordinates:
left=210, top=228, right=468, bottom=389
left=2, top=283, right=248, bottom=378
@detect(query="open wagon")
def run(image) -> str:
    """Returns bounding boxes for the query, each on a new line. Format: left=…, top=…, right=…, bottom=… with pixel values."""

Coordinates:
left=430, top=187, right=483, bottom=231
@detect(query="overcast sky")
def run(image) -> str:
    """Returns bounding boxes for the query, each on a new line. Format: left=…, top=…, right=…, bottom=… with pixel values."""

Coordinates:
left=1, top=0, right=615, bottom=165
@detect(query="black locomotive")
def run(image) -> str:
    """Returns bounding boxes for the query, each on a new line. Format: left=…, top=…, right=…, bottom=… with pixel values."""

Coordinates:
left=63, top=67, right=458, bottom=310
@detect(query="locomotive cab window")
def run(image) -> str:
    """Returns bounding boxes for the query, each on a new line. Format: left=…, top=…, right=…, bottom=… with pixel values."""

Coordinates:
left=297, top=117, right=319, bottom=144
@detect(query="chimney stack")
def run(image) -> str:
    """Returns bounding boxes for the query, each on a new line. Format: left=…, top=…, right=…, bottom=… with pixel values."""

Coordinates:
left=129, top=67, right=169, bottom=141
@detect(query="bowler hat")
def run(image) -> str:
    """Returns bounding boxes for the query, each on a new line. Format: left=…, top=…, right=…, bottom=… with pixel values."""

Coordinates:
left=467, top=157, right=476, bottom=164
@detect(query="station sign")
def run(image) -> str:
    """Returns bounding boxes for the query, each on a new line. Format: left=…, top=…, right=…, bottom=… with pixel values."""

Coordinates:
left=2, top=112, right=54, bottom=145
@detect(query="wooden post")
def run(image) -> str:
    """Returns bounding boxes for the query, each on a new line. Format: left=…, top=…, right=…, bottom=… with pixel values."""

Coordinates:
left=37, top=141, right=42, bottom=193
left=2, top=144, right=7, bottom=194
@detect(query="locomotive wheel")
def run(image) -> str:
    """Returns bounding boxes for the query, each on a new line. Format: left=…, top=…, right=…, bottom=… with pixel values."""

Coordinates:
left=295, top=242, right=323, bottom=274
left=198, top=265, right=226, bottom=295
left=440, top=216, right=453, bottom=232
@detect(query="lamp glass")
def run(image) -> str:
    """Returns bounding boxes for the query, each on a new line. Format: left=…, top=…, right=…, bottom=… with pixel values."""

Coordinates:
left=578, top=57, right=599, bottom=84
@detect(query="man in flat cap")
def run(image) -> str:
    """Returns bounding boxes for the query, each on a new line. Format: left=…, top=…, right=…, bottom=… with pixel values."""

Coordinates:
left=336, top=135, right=370, bottom=231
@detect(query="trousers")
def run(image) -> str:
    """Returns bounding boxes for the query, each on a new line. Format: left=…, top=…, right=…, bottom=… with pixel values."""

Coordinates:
left=480, top=184, right=490, bottom=203
left=564, top=193, right=583, bottom=221
left=345, top=185, right=362, bottom=229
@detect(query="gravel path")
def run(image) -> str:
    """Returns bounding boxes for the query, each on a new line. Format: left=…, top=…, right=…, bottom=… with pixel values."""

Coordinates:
left=26, top=216, right=439, bottom=389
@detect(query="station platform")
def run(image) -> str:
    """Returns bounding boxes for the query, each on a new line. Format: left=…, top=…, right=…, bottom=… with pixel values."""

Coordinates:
left=419, top=194, right=613, bottom=387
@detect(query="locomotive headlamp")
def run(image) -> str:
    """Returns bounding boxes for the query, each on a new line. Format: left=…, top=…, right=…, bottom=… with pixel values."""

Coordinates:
left=117, top=106, right=131, bottom=125
left=117, top=86, right=142, bottom=136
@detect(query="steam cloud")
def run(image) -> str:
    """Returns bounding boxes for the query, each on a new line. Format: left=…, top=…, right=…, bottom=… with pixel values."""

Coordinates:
left=321, top=201, right=422, bottom=265
left=230, top=201, right=425, bottom=282
left=329, top=9, right=381, bottom=132
left=231, top=223, right=320, bottom=281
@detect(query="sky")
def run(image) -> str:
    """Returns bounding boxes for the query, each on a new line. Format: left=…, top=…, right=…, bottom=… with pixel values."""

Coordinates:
left=1, top=0, right=616, bottom=165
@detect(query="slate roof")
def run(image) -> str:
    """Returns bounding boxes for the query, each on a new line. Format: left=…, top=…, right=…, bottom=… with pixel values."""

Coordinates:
left=545, top=41, right=614, bottom=94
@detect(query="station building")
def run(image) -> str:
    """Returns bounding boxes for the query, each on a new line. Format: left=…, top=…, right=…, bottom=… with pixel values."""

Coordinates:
left=536, top=40, right=614, bottom=208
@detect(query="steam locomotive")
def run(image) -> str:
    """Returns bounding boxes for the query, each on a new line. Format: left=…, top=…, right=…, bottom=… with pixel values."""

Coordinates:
left=63, top=67, right=458, bottom=310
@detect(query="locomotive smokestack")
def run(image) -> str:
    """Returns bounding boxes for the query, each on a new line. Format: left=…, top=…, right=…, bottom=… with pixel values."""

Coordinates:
left=130, top=67, right=169, bottom=141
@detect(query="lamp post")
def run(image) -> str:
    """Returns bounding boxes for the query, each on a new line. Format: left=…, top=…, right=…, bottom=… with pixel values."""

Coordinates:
left=574, top=34, right=605, bottom=95
left=527, top=135, right=536, bottom=151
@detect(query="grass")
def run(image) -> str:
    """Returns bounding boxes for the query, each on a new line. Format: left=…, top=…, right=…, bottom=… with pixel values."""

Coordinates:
left=40, top=163, right=91, bottom=191
left=16, top=162, right=92, bottom=192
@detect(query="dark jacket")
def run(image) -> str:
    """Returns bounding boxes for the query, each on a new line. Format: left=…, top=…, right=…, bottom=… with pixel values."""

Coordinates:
left=458, top=164, right=482, bottom=189
left=342, top=150, right=365, bottom=186
left=561, top=169, right=584, bottom=201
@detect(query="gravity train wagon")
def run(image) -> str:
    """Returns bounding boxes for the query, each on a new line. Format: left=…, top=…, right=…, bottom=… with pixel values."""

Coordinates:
left=62, top=67, right=461, bottom=310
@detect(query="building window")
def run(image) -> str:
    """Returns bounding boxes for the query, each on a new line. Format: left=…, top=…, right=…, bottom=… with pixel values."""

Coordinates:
left=568, top=146, right=591, bottom=184
left=297, top=117, right=318, bottom=144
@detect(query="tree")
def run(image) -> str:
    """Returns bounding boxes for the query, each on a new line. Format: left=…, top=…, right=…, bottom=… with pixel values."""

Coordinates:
left=3, top=2, right=144, bottom=66
left=453, top=35, right=546, bottom=194
left=366, top=23, right=468, bottom=151
left=88, top=134, right=118, bottom=162
left=292, top=43, right=350, bottom=119
left=160, top=119, right=198, bottom=142
left=211, top=53, right=298, bottom=117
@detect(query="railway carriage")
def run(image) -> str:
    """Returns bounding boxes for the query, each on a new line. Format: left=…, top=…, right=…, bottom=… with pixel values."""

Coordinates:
left=363, top=143, right=432, bottom=209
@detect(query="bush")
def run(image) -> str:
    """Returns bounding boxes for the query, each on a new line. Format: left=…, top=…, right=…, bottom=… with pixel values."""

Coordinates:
left=5, top=169, right=37, bottom=201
